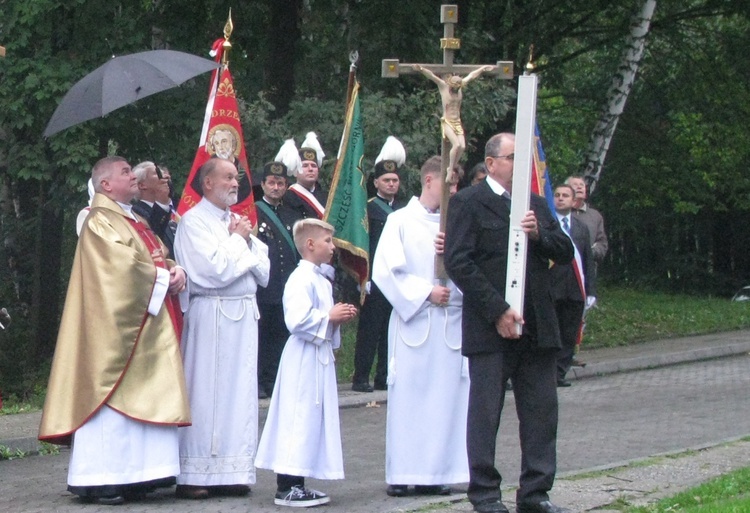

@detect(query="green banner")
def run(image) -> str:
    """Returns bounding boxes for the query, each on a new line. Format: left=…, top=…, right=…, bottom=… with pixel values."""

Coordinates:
left=325, top=81, right=369, bottom=303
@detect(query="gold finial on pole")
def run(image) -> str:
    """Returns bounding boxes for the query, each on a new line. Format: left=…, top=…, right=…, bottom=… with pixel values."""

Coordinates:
left=525, top=44, right=535, bottom=73
left=222, top=9, right=233, bottom=67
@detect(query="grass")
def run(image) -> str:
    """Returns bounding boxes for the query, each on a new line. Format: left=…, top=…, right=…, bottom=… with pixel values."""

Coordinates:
left=582, top=286, right=750, bottom=348
left=626, top=466, right=750, bottom=512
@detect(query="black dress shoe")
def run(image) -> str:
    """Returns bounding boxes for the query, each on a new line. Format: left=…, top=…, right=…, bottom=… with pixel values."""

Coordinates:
left=352, top=382, right=374, bottom=393
left=517, top=500, right=572, bottom=513
left=386, top=484, right=409, bottom=497
left=414, top=484, right=451, bottom=495
left=373, top=382, right=388, bottom=391
left=473, top=498, right=510, bottom=513
left=557, top=379, right=572, bottom=387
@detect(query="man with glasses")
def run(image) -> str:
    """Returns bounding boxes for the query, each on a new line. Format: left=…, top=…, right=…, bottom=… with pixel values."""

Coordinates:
left=444, top=133, right=574, bottom=513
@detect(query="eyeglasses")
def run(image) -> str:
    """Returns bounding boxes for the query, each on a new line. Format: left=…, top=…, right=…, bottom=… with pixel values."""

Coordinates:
left=489, top=153, right=514, bottom=161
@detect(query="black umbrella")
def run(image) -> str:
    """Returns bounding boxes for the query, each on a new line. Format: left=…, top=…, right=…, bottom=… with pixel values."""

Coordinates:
left=43, top=50, right=219, bottom=138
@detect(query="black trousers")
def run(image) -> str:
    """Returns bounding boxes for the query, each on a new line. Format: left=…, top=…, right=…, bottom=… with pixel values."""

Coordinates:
left=352, top=286, right=391, bottom=387
left=554, top=299, right=585, bottom=380
left=258, top=302, right=289, bottom=395
left=466, top=348, right=558, bottom=506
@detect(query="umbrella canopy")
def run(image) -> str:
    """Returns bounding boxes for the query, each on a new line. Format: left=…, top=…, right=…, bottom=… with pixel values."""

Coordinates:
left=44, top=50, right=220, bottom=137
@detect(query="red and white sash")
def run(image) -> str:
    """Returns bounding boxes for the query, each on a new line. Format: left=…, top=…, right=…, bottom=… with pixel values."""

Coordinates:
left=289, top=183, right=326, bottom=218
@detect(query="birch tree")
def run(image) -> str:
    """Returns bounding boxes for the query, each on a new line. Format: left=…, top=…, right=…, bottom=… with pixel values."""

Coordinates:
left=581, top=0, right=657, bottom=193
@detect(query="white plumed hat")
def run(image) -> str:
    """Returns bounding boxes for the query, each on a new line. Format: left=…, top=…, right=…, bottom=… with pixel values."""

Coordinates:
left=272, top=138, right=301, bottom=177
left=374, top=136, right=406, bottom=177
left=299, top=131, right=325, bottom=169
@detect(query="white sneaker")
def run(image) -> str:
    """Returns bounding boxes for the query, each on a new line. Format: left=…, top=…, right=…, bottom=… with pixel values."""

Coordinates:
left=274, top=485, right=330, bottom=507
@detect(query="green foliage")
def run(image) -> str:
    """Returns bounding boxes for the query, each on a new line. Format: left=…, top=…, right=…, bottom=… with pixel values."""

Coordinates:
left=522, top=4, right=750, bottom=295
left=38, top=441, right=60, bottom=456
left=0, top=445, right=28, bottom=460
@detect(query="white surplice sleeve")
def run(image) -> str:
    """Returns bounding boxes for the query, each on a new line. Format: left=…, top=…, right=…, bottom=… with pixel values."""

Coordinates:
left=247, top=233, right=270, bottom=288
left=372, top=214, right=434, bottom=323
left=283, top=269, right=334, bottom=347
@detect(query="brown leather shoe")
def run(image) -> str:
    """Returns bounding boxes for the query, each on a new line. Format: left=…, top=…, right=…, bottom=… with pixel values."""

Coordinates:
left=210, top=484, right=251, bottom=496
left=175, top=485, right=209, bottom=500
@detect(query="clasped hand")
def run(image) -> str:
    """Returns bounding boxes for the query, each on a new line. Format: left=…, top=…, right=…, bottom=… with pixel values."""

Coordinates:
left=329, top=302, right=358, bottom=326
left=229, top=214, right=254, bottom=241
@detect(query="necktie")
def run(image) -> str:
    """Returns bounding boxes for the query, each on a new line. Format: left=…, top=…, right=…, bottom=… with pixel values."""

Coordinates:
left=562, top=217, right=570, bottom=233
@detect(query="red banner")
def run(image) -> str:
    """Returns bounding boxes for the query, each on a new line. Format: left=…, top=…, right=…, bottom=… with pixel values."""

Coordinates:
left=177, top=39, right=256, bottom=223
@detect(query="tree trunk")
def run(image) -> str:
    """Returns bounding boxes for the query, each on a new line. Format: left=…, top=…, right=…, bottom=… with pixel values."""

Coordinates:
left=30, top=176, right=64, bottom=362
left=581, top=0, right=656, bottom=194
left=266, top=0, right=302, bottom=116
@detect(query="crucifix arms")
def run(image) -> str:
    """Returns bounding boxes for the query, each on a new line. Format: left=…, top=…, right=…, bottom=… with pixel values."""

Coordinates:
left=383, top=59, right=512, bottom=79
left=462, top=64, right=495, bottom=84
left=413, top=64, right=493, bottom=86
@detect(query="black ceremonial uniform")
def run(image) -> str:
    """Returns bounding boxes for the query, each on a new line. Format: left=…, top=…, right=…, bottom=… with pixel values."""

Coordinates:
left=256, top=198, right=302, bottom=397
left=352, top=195, right=405, bottom=389
left=132, top=200, right=178, bottom=258
left=283, top=184, right=328, bottom=220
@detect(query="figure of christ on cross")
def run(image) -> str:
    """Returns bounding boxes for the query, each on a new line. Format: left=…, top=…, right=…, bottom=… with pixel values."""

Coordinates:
left=412, top=64, right=495, bottom=181
left=381, top=4, right=513, bottom=279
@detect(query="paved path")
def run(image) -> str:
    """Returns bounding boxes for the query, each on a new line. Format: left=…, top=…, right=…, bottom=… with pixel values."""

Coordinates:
left=2, top=330, right=750, bottom=512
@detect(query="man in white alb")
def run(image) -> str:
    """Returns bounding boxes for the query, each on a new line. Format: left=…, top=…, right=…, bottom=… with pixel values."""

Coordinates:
left=372, top=155, right=469, bottom=497
left=174, top=157, right=270, bottom=499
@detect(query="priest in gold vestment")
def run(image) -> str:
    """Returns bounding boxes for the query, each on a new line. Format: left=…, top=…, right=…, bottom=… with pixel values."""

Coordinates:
left=39, top=156, right=191, bottom=505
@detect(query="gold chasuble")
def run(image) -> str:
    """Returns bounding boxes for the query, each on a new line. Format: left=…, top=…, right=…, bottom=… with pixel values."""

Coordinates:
left=39, top=194, right=190, bottom=445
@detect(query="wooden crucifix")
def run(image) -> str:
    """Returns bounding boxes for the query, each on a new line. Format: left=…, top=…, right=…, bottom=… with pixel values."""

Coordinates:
left=382, top=4, right=513, bottom=280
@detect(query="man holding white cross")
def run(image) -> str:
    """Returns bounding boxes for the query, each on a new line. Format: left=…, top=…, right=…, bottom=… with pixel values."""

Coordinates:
left=444, top=133, right=573, bottom=513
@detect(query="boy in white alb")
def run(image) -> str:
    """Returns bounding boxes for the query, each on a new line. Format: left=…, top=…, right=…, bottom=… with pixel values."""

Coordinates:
left=255, top=218, right=357, bottom=507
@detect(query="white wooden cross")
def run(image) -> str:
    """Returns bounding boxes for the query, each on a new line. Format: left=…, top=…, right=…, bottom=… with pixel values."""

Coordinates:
left=506, top=72, right=539, bottom=334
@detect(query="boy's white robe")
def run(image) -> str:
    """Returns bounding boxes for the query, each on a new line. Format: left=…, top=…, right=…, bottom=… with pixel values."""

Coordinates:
left=255, top=259, right=344, bottom=480
left=372, top=197, right=470, bottom=485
